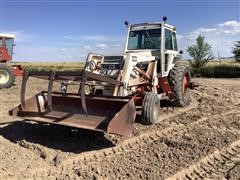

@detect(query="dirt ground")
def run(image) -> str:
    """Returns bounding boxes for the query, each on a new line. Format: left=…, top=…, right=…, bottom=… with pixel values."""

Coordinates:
left=0, top=77, right=240, bottom=179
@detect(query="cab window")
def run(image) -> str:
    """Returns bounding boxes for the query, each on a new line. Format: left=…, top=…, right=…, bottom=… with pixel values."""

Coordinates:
left=173, top=32, right=178, bottom=51
left=5, top=38, right=14, bottom=56
left=165, top=29, right=173, bottom=50
left=128, top=28, right=161, bottom=50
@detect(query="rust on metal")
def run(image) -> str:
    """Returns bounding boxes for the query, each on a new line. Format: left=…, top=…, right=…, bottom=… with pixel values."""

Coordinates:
left=47, top=71, right=55, bottom=111
left=80, top=70, right=88, bottom=116
left=11, top=65, right=24, bottom=76
left=9, top=70, right=138, bottom=136
left=10, top=91, right=136, bottom=136
left=133, top=66, right=151, bottom=80
left=21, top=71, right=29, bottom=109
left=158, top=77, right=173, bottom=97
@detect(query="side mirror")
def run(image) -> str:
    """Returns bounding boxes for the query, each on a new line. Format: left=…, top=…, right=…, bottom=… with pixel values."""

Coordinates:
left=179, top=50, right=183, bottom=54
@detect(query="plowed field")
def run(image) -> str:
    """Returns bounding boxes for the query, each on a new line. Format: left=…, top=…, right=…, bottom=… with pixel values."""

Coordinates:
left=0, top=78, right=239, bottom=179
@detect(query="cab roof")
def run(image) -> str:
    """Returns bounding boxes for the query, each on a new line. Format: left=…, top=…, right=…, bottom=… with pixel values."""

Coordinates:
left=130, top=22, right=175, bottom=31
left=0, top=33, right=15, bottom=38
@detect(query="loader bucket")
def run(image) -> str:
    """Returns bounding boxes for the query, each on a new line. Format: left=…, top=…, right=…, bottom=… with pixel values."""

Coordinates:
left=10, top=91, right=136, bottom=136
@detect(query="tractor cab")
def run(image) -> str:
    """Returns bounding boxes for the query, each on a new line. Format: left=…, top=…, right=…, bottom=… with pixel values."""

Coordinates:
left=124, top=17, right=181, bottom=77
left=0, top=33, right=15, bottom=62
left=125, top=22, right=178, bottom=52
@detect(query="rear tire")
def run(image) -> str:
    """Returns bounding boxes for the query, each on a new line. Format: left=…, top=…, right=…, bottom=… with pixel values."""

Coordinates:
left=0, top=64, right=15, bottom=89
left=168, top=61, right=191, bottom=107
left=141, top=92, right=160, bottom=125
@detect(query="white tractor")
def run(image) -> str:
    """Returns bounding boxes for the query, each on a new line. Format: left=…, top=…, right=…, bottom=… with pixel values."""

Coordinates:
left=11, top=17, right=191, bottom=136
left=83, top=16, right=191, bottom=124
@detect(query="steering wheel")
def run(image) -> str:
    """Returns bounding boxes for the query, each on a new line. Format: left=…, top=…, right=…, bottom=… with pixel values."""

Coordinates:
left=144, top=40, right=154, bottom=49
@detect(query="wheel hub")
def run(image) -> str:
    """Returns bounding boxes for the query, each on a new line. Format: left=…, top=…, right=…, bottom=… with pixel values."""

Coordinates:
left=0, top=70, right=10, bottom=85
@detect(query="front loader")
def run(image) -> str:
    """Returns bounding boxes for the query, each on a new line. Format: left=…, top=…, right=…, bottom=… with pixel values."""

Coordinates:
left=10, top=17, right=191, bottom=136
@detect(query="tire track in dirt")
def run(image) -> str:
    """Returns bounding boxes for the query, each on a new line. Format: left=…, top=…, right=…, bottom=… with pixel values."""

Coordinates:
left=0, top=95, right=200, bottom=179
left=202, top=81, right=240, bottom=96
left=56, top=85, right=239, bottom=179
left=132, top=86, right=235, bottom=137
left=158, top=95, right=199, bottom=123
left=167, top=140, right=240, bottom=180
left=61, top=110, right=239, bottom=168
left=3, top=80, right=240, bottom=179
left=62, top=96, right=200, bottom=165
left=7, top=97, right=199, bottom=178
left=194, top=82, right=240, bottom=106
left=20, top=109, right=238, bottom=179
left=8, top=92, right=239, bottom=179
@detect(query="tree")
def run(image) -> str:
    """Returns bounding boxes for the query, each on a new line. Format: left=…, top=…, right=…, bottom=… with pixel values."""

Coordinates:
left=187, top=35, right=214, bottom=68
left=232, top=41, right=240, bottom=62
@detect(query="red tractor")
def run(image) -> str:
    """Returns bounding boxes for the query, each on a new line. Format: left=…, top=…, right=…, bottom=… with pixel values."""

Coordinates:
left=0, top=34, right=23, bottom=89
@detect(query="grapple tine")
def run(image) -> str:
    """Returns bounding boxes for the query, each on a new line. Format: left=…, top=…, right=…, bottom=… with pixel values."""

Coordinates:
left=80, top=71, right=88, bottom=116
left=21, top=70, right=29, bottom=109
left=47, top=70, right=55, bottom=111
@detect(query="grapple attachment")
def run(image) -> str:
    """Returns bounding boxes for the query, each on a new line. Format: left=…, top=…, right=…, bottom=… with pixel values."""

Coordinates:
left=10, top=92, right=135, bottom=136
left=9, top=70, right=136, bottom=136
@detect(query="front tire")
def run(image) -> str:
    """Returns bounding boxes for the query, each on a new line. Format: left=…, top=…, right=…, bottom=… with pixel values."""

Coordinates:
left=0, top=64, right=15, bottom=89
left=141, top=92, right=160, bottom=125
left=168, top=61, right=191, bottom=107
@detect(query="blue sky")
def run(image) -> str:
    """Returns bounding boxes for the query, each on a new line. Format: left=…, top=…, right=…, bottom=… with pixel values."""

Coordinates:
left=1, top=0, right=240, bottom=61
